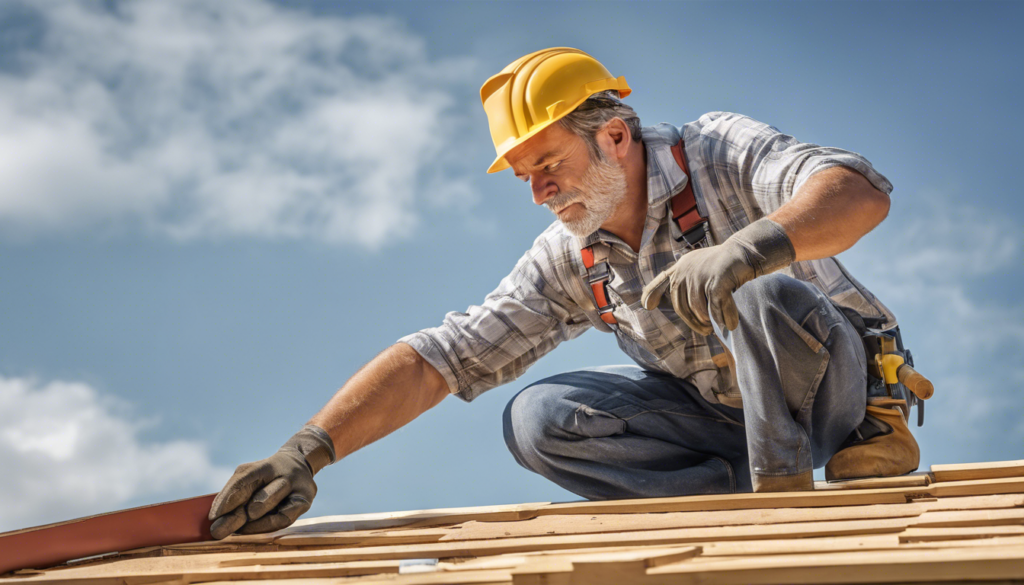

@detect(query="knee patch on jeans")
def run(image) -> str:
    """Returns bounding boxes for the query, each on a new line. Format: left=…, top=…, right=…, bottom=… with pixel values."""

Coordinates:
left=572, top=404, right=627, bottom=438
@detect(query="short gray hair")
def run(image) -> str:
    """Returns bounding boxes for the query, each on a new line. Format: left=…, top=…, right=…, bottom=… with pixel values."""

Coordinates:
left=558, top=90, right=642, bottom=160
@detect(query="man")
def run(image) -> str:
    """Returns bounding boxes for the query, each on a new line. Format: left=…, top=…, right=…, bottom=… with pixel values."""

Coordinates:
left=207, top=48, right=920, bottom=538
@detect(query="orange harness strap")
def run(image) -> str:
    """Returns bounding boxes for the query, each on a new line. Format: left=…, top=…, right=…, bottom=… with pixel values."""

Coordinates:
left=581, top=245, right=618, bottom=325
left=579, top=139, right=707, bottom=326
left=668, top=139, right=709, bottom=247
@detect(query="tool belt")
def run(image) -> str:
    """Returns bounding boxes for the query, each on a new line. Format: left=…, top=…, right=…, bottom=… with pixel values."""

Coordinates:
left=840, top=309, right=934, bottom=427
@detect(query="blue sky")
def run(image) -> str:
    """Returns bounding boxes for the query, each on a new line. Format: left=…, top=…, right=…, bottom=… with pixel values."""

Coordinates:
left=0, top=0, right=1021, bottom=531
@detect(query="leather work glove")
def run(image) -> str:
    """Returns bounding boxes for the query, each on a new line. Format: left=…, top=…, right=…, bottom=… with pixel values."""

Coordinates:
left=641, top=218, right=796, bottom=335
left=208, top=424, right=336, bottom=539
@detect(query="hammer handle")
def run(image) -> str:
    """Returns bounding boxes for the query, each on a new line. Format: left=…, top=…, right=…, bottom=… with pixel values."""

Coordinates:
left=897, top=364, right=934, bottom=400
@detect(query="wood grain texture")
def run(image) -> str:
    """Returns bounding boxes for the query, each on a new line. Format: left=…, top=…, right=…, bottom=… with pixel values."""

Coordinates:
left=645, top=545, right=1024, bottom=585
left=5, top=459, right=1022, bottom=585
left=698, top=534, right=901, bottom=556
left=275, top=503, right=928, bottom=546
left=219, top=518, right=914, bottom=567
left=899, top=525, right=1024, bottom=542
left=931, top=460, right=1024, bottom=482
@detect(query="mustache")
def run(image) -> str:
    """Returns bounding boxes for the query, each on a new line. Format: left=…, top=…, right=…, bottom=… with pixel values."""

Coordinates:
left=545, top=190, right=583, bottom=213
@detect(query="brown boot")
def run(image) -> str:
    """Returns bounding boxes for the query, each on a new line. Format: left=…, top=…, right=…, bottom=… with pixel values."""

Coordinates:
left=825, top=397, right=920, bottom=481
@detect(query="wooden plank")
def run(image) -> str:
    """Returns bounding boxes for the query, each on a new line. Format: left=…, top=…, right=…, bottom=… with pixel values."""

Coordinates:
left=931, top=459, right=1024, bottom=482
left=898, top=535, right=1024, bottom=549
left=529, top=477, right=1024, bottom=518
left=509, top=547, right=701, bottom=585
left=644, top=545, right=1024, bottom=585
left=133, top=494, right=1024, bottom=561
left=914, top=493, right=1024, bottom=511
left=0, top=551, right=253, bottom=583
left=909, top=508, right=1024, bottom=528
left=443, top=504, right=923, bottom=541
left=925, top=476, right=1024, bottom=498
left=534, top=488, right=909, bottom=517
left=0, top=561, right=404, bottom=584
left=699, top=534, right=901, bottom=557
left=899, top=525, right=1024, bottom=542
left=0, top=494, right=216, bottom=575
left=565, top=546, right=703, bottom=584
left=338, top=569, right=513, bottom=584
left=273, top=529, right=448, bottom=548
left=219, top=517, right=913, bottom=567
left=220, top=501, right=551, bottom=543
left=813, top=472, right=931, bottom=491
left=276, top=503, right=930, bottom=546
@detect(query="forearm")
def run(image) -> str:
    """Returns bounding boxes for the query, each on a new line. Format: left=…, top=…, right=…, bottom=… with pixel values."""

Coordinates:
left=768, top=166, right=890, bottom=262
left=308, top=342, right=450, bottom=460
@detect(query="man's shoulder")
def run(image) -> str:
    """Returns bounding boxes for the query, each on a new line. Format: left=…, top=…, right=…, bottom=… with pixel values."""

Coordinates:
left=644, top=112, right=774, bottom=149
left=684, top=111, right=780, bottom=145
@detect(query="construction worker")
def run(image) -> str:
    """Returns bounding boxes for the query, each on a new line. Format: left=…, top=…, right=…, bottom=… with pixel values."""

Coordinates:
left=207, top=48, right=920, bottom=538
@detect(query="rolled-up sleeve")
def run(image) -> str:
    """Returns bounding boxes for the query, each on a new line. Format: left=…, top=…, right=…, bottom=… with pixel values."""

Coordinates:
left=692, top=112, right=893, bottom=216
left=398, top=229, right=592, bottom=402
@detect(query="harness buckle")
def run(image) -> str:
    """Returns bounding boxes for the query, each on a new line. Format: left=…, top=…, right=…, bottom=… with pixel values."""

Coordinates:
left=586, top=261, right=612, bottom=285
left=672, top=218, right=709, bottom=249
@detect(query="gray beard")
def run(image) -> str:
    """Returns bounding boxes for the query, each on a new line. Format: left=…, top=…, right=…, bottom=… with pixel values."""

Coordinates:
left=545, top=153, right=628, bottom=238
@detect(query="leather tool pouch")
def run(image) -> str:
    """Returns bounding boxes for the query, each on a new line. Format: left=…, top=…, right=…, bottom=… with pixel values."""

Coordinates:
left=837, top=306, right=927, bottom=428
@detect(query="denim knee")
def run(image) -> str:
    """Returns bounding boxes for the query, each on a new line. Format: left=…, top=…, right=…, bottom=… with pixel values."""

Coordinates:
left=502, top=383, right=560, bottom=469
left=734, top=273, right=817, bottom=317
left=503, top=376, right=627, bottom=471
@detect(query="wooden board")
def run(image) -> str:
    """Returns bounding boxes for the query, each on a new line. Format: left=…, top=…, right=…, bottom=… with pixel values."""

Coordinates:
left=698, top=534, right=901, bottom=556
left=898, top=525, right=1024, bottom=542
left=220, top=518, right=914, bottom=566
left=535, top=488, right=910, bottom=516
left=645, top=545, right=1024, bottom=584
left=4, top=457, right=1022, bottom=585
left=910, top=508, right=1024, bottom=528
left=931, top=459, right=1024, bottom=482
left=0, top=494, right=216, bottom=575
left=276, top=503, right=928, bottom=546
left=274, top=494, right=1023, bottom=547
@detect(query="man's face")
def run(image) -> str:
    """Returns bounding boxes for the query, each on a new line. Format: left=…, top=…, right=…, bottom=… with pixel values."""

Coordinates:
left=506, top=123, right=627, bottom=238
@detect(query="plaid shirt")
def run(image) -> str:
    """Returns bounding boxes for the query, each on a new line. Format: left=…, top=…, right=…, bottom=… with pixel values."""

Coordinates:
left=399, top=112, right=896, bottom=405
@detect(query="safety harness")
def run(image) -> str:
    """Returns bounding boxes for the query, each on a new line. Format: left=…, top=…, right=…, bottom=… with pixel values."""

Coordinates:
left=580, top=139, right=708, bottom=325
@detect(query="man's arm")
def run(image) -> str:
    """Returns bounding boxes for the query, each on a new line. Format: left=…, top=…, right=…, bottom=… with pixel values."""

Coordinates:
left=643, top=113, right=894, bottom=334
left=641, top=166, right=890, bottom=334
left=309, top=343, right=450, bottom=460
left=769, top=165, right=891, bottom=262
left=207, top=343, right=449, bottom=538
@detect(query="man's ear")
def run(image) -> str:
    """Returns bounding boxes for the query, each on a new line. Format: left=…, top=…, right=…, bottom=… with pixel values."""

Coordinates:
left=595, top=118, right=631, bottom=161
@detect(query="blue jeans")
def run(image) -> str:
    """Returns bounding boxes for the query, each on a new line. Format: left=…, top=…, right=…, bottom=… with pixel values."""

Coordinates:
left=502, top=274, right=869, bottom=499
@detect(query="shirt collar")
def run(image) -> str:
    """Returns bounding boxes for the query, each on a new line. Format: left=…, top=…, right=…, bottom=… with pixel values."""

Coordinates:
left=642, top=123, right=689, bottom=209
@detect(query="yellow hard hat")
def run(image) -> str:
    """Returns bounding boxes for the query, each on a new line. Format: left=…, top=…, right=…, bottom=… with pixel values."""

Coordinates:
left=480, top=47, right=631, bottom=174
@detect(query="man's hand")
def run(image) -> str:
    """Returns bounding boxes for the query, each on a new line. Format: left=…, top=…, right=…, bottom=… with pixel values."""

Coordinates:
left=641, top=218, right=795, bottom=335
left=208, top=425, right=336, bottom=539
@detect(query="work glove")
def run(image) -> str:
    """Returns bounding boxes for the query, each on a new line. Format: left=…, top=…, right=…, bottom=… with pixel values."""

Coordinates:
left=208, top=424, right=336, bottom=539
left=641, top=218, right=795, bottom=335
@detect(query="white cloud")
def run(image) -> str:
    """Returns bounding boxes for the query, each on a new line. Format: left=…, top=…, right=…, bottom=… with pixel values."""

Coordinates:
left=0, top=374, right=231, bottom=531
left=840, top=191, right=1024, bottom=456
left=0, top=1, right=479, bottom=248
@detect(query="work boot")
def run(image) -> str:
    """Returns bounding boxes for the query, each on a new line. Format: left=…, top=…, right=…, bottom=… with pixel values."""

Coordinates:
left=825, top=397, right=920, bottom=481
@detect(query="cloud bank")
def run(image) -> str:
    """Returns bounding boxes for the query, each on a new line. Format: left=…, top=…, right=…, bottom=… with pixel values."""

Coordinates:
left=0, top=374, right=231, bottom=531
left=0, top=1, right=478, bottom=248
